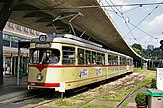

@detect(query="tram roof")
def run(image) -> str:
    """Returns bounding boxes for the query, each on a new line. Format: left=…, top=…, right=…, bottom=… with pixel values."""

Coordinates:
left=31, top=34, right=132, bottom=59
left=2, top=0, right=144, bottom=61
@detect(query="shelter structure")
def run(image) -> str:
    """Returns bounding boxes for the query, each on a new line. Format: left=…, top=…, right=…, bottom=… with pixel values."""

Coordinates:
left=0, top=0, right=144, bottom=84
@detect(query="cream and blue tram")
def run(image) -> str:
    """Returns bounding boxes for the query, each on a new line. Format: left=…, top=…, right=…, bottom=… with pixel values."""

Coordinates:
left=28, top=34, right=134, bottom=91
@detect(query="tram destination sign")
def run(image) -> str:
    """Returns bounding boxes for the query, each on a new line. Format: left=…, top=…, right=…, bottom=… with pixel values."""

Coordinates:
left=35, top=43, right=50, bottom=48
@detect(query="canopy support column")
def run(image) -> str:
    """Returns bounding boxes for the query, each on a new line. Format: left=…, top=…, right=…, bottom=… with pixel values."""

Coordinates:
left=0, top=0, right=17, bottom=85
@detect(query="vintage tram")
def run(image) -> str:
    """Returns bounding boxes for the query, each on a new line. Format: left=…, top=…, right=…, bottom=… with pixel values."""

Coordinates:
left=27, top=34, right=133, bottom=91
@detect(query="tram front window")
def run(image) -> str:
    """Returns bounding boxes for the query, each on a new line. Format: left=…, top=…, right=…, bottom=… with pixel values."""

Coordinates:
left=30, top=49, right=60, bottom=64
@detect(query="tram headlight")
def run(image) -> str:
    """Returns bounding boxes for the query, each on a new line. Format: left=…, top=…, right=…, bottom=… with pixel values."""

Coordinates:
left=37, top=73, right=43, bottom=81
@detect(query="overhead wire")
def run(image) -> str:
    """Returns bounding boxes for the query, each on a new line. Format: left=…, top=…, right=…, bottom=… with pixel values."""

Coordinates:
left=48, top=2, right=163, bottom=9
left=124, top=2, right=162, bottom=38
left=106, top=0, right=139, bottom=43
left=104, top=0, right=162, bottom=45
left=123, top=6, right=140, bottom=14
left=128, top=22, right=159, bottom=42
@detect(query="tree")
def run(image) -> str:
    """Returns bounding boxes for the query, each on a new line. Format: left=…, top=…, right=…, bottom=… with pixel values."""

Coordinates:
left=131, top=43, right=163, bottom=59
left=132, top=43, right=142, bottom=51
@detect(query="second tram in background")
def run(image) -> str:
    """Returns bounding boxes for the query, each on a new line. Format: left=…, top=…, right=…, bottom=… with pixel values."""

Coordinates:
left=28, top=34, right=134, bottom=91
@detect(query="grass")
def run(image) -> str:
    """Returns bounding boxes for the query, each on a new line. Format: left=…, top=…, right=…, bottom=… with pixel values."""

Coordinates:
left=81, top=104, right=114, bottom=108
left=98, top=68, right=156, bottom=102
left=133, top=68, right=156, bottom=90
left=49, top=68, right=156, bottom=108
left=98, top=87, right=133, bottom=102
left=50, top=99, right=75, bottom=106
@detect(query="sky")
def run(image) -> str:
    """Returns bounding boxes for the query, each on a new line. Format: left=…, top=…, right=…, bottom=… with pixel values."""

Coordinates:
left=100, top=0, right=163, bottom=49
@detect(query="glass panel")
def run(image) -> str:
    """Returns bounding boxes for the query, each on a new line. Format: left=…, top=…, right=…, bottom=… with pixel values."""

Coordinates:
left=92, top=51, right=96, bottom=65
left=30, top=48, right=60, bottom=64
left=85, top=50, right=92, bottom=65
left=96, top=53, right=101, bottom=64
left=101, top=54, right=105, bottom=65
left=120, top=57, right=126, bottom=65
left=62, top=46, right=75, bottom=64
left=108, top=54, right=118, bottom=65
left=78, top=48, right=84, bottom=65
left=11, top=37, right=19, bottom=48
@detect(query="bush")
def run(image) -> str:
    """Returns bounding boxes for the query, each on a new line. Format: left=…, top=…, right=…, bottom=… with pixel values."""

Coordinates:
left=151, top=78, right=157, bottom=89
left=135, top=92, right=148, bottom=106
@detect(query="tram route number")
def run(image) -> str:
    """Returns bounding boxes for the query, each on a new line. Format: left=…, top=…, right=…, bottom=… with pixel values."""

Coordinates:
left=79, top=69, right=88, bottom=78
left=39, top=35, right=47, bottom=42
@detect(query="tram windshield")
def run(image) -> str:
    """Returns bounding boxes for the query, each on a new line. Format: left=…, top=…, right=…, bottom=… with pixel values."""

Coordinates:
left=30, top=49, right=60, bottom=64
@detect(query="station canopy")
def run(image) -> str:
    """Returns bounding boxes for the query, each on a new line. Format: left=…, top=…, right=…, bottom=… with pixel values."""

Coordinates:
left=1, top=0, right=143, bottom=61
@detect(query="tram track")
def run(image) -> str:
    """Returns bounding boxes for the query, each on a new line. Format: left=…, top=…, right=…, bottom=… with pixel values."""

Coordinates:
left=0, top=89, right=60, bottom=107
left=75, top=72, right=147, bottom=108
left=0, top=72, right=148, bottom=108
left=116, top=72, right=149, bottom=108
left=26, top=72, right=146, bottom=108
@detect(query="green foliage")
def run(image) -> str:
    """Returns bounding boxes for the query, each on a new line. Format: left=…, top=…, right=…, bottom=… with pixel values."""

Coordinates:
left=53, top=99, right=75, bottom=106
left=132, top=47, right=142, bottom=55
left=81, top=104, right=113, bottom=108
left=99, top=88, right=133, bottom=102
left=135, top=93, right=148, bottom=106
left=131, top=43, right=163, bottom=59
left=132, top=43, right=142, bottom=51
left=151, top=78, right=157, bottom=89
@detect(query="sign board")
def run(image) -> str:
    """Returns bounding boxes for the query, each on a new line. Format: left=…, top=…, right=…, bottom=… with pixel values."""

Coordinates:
left=39, top=35, right=47, bottom=42
left=59, top=82, right=65, bottom=92
left=79, top=69, right=88, bottom=78
left=157, top=68, right=163, bottom=90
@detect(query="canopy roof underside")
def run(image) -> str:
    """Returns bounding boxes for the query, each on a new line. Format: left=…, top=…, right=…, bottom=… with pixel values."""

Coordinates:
left=0, top=0, right=142, bottom=61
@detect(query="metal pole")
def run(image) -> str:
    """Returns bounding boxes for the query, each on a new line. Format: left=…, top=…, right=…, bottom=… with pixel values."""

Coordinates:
left=17, top=44, right=20, bottom=85
left=10, top=53, right=13, bottom=75
left=0, top=30, right=3, bottom=84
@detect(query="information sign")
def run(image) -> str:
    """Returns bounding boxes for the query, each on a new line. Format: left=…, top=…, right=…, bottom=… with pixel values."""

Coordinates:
left=157, top=68, right=163, bottom=90
left=59, top=82, right=65, bottom=92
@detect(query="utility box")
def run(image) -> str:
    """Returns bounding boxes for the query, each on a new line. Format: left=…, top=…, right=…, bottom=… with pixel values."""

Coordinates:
left=146, top=89, right=163, bottom=108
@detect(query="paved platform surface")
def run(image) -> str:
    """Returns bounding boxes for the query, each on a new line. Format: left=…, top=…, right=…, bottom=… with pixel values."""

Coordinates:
left=0, top=75, right=28, bottom=101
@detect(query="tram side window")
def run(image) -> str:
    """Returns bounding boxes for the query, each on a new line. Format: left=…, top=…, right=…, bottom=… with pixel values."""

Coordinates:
left=62, top=46, right=75, bottom=64
left=30, top=49, right=47, bottom=64
left=127, top=58, right=130, bottom=65
left=120, top=57, right=126, bottom=65
left=92, top=51, right=96, bottom=65
left=130, top=58, right=133, bottom=65
left=101, top=54, right=105, bottom=65
left=30, top=49, right=60, bottom=64
left=96, top=53, right=101, bottom=64
left=108, top=54, right=111, bottom=64
left=114, top=56, right=118, bottom=64
left=108, top=54, right=118, bottom=65
left=30, top=50, right=38, bottom=64
left=78, top=48, right=84, bottom=65
left=48, top=49, right=60, bottom=64
left=85, top=50, right=92, bottom=65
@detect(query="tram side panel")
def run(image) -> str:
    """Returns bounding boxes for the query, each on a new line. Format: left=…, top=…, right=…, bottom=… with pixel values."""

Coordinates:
left=61, top=66, right=107, bottom=90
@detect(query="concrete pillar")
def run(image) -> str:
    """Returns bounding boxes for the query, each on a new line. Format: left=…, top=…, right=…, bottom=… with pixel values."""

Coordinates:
left=0, top=0, right=17, bottom=84
left=0, top=30, right=3, bottom=84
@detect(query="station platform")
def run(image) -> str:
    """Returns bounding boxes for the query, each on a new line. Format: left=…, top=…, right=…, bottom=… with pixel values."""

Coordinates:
left=0, top=75, right=28, bottom=101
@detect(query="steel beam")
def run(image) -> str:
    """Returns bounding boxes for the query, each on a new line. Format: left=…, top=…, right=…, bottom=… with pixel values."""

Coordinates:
left=0, top=0, right=17, bottom=85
